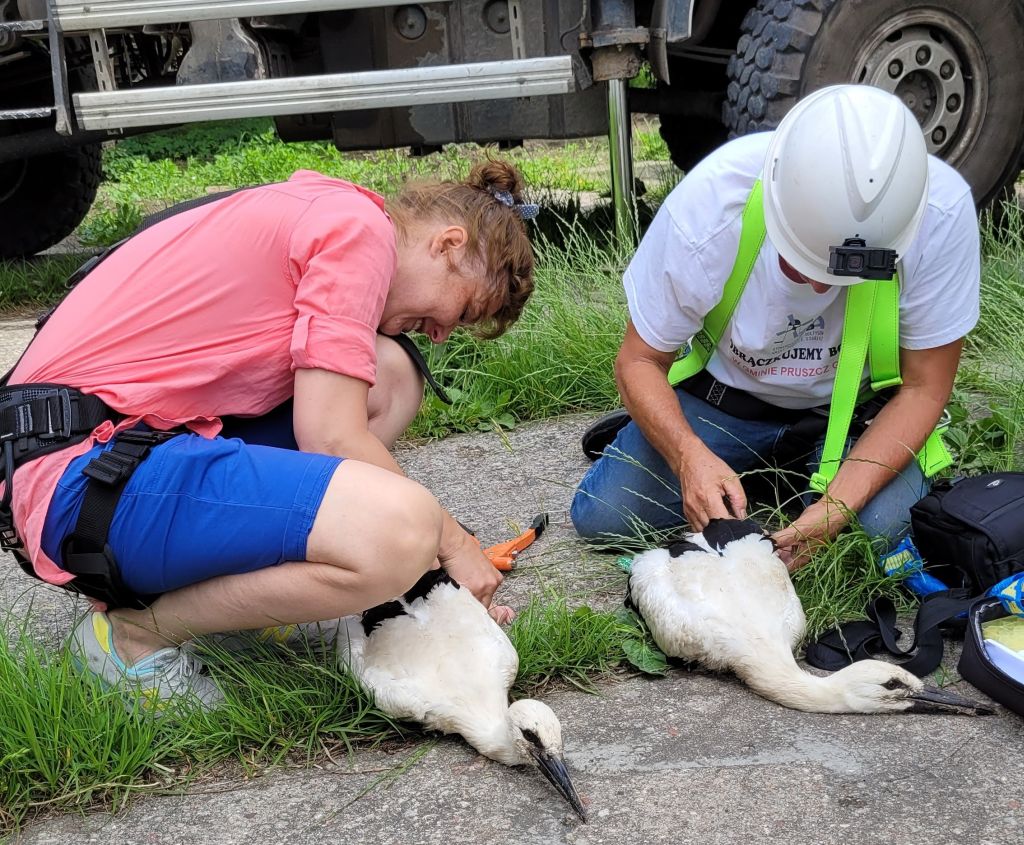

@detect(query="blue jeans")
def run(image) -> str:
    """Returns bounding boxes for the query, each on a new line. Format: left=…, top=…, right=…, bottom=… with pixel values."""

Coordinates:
left=571, top=388, right=929, bottom=549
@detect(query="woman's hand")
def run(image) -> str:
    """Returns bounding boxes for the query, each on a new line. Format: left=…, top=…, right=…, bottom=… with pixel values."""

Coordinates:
left=677, top=444, right=747, bottom=531
left=437, top=528, right=503, bottom=608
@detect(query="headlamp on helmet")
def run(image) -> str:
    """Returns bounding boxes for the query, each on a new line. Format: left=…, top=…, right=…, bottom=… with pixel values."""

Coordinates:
left=827, top=238, right=897, bottom=280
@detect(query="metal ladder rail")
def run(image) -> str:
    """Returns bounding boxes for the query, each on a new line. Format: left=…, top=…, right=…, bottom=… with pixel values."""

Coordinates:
left=73, top=57, right=578, bottom=130
left=0, top=18, right=52, bottom=122
left=51, top=0, right=450, bottom=31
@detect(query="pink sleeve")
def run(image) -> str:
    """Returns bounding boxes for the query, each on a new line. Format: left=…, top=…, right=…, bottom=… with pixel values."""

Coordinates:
left=287, top=192, right=396, bottom=385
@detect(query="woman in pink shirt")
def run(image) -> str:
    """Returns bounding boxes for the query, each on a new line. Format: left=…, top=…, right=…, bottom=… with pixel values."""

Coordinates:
left=4, top=159, right=535, bottom=709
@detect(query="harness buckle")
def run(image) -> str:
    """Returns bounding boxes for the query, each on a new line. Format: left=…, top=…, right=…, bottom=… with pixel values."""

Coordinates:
left=116, top=428, right=175, bottom=446
left=37, top=388, right=73, bottom=441
left=0, top=513, right=19, bottom=552
left=83, top=451, right=136, bottom=485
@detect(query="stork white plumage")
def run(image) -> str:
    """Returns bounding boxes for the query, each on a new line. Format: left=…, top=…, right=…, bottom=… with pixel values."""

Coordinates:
left=337, top=569, right=587, bottom=820
left=628, top=518, right=992, bottom=715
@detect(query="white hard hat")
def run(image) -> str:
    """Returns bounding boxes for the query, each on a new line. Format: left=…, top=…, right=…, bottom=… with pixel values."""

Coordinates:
left=762, top=84, right=929, bottom=285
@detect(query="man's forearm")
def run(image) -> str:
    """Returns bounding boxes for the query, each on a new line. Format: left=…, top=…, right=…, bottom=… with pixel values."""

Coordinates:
left=616, top=357, right=703, bottom=471
left=818, top=387, right=945, bottom=516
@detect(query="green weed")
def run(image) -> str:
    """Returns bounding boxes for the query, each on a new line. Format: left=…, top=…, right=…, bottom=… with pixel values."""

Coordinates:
left=76, top=127, right=621, bottom=248
left=0, top=255, right=88, bottom=313
left=952, top=199, right=1024, bottom=473
left=635, top=126, right=670, bottom=162
left=407, top=221, right=629, bottom=439
left=790, top=525, right=913, bottom=640
left=508, top=593, right=635, bottom=695
left=77, top=200, right=145, bottom=247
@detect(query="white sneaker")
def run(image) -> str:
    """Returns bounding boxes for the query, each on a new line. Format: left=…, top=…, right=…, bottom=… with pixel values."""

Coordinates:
left=71, top=612, right=224, bottom=712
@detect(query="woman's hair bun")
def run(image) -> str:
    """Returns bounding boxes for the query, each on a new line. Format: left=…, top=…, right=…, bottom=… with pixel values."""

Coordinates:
left=466, top=158, right=525, bottom=200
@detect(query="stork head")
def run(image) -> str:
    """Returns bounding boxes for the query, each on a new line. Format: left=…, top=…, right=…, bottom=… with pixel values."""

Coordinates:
left=830, top=661, right=994, bottom=715
left=507, top=699, right=587, bottom=821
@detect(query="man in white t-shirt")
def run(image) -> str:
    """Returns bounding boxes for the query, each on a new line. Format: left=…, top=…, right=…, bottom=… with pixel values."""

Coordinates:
left=571, top=85, right=981, bottom=568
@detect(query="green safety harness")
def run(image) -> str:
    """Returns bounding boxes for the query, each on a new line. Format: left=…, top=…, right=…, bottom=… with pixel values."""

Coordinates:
left=666, top=179, right=952, bottom=495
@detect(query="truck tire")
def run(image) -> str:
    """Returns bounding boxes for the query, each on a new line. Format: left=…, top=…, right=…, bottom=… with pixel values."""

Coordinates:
left=656, top=54, right=731, bottom=173
left=0, top=142, right=103, bottom=259
left=723, top=0, right=1024, bottom=209
left=658, top=115, right=728, bottom=174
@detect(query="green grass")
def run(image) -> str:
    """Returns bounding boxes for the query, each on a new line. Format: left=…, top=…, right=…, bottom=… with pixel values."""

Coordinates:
left=508, top=593, right=637, bottom=694
left=790, top=523, right=913, bottom=639
left=0, top=254, right=91, bottom=314
left=75, top=120, right=615, bottom=246
left=948, top=201, right=1024, bottom=474
left=407, top=223, right=630, bottom=438
left=0, top=597, right=639, bottom=834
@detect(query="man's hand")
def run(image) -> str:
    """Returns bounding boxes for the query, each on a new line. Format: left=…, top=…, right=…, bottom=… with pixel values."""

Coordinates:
left=437, top=528, right=503, bottom=608
left=771, top=502, right=848, bottom=572
left=678, top=443, right=747, bottom=531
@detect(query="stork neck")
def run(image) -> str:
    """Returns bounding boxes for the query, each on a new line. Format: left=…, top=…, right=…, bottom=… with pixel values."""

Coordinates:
left=733, top=651, right=853, bottom=714
left=460, top=716, right=522, bottom=766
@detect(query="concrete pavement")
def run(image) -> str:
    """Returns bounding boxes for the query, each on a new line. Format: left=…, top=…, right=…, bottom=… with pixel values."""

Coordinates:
left=1, top=318, right=1020, bottom=845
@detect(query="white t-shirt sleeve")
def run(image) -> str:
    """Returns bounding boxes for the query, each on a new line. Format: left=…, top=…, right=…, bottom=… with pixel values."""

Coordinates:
left=622, top=132, right=768, bottom=355
left=898, top=190, right=981, bottom=350
left=623, top=199, right=735, bottom=354
left=623, top=206, right=704, bottom=352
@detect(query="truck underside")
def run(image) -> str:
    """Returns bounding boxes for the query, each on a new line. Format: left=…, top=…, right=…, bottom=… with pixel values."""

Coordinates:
left=2, top=0, right=1023, bottom=257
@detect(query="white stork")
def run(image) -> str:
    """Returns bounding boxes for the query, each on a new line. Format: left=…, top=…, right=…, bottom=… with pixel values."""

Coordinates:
left=336, top=569, right=587, bottom=820
left=628, top=518, right=992, bottom=715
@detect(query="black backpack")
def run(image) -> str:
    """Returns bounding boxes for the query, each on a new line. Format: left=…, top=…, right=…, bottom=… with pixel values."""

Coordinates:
left=910, top=472, right=1024, bottom=593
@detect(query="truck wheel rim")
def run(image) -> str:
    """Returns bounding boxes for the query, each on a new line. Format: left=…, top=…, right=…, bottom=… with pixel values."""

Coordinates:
left=854, top=11, right=986, bottom=167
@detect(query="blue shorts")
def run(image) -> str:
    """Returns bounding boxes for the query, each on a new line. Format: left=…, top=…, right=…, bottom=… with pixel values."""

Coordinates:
left=41, top=412, right=340, bottom=595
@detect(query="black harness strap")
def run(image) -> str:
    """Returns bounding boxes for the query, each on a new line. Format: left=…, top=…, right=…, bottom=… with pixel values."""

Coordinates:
left=680, top=370, right=822, bottom=424
left=385, top=333, right=452, bottom=405
left=0, top=384, right=119, bottom=469
left=581, top=376, right=893, bottom=463
left=0, top=385, right=121, bottom=578
left=804, top=589, right=977, bottom=677
left=60, top=428, right=178, bottom=609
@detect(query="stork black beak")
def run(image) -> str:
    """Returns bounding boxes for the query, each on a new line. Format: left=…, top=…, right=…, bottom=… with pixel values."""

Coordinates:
left=906, top=685, right=995, bottom=716
left=530, top=748, right=588, bottom=822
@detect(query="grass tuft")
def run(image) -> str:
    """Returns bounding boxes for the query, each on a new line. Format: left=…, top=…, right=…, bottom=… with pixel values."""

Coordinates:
left=0, top=255, right=92, bottom=314
left=407, top=221, right=631, bottom=439
left=951, top=199, right=1024, bottom=473
left=790, top=526, right=913, bottom=640
left=508, top=593, right=632, bottom=694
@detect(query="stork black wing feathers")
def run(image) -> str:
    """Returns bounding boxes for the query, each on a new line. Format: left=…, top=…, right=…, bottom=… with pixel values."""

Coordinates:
left=361, top=601, right=408, bottom=636
left=700, top=518, right=768, bottom=551
left=667, top=539, right=706, bottom=558
left=403, top=568, right=459, bottom=603
left=360, top=571, right=459, bottom=636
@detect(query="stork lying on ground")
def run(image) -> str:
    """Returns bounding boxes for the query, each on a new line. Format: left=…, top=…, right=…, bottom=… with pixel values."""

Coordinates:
left=336, top=569, right=587, bottom=821
left=628, top=518, right=992, bottom=715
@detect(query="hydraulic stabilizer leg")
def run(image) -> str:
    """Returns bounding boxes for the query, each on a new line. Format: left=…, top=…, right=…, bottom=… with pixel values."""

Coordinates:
left=584, top=0, right=648, bottom=245
left=607, top=77, right=635, bottom=245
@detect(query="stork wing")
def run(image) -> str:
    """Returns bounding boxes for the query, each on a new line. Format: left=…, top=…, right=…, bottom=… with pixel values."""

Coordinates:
left=629, top=541, right=806, bottom=670
left=342, top=584, right=519, bottom=735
